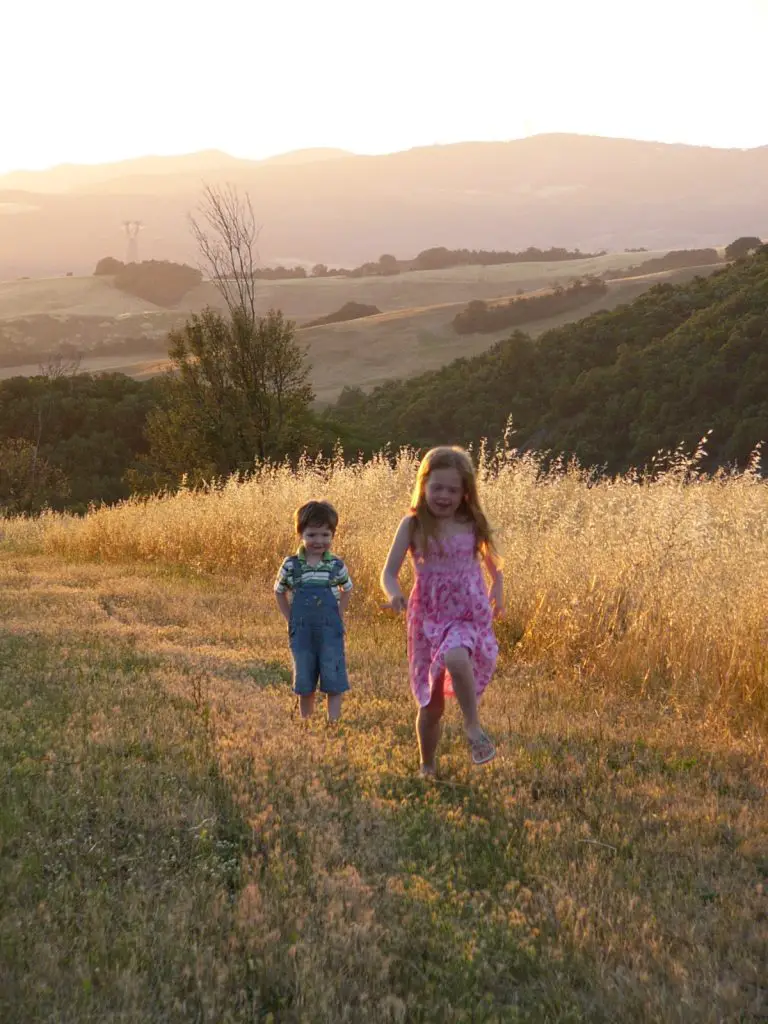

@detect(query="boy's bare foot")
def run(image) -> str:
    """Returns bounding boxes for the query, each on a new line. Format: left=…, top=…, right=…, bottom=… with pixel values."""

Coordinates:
left=419, top=763, right=437, bottom=778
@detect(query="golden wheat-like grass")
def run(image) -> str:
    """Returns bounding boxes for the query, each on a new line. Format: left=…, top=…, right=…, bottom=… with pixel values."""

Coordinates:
left=4, top=446, right=767, bottom=724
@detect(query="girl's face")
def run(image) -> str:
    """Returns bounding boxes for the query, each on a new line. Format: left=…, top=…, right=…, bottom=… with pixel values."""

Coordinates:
left=424, top=467, right=464, bottom=519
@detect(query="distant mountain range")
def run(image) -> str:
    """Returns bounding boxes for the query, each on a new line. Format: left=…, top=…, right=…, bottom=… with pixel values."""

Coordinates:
left=0, top=148, right=353, bottom=193
left=0, top=135, right=765, bottom=278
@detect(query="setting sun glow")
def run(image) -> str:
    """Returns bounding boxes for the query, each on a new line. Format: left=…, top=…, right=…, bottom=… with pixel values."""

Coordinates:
left=2, top=0, right=766, bottom=174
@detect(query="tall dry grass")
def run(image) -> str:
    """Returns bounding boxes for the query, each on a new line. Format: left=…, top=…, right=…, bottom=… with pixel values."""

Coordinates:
left=4, top=445, right=767, bottom=725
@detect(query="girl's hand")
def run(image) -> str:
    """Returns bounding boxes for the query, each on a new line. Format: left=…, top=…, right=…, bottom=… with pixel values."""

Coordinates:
left=382, top=595, right=407, bottom=613
left=488, top=579, right=504, bottom=620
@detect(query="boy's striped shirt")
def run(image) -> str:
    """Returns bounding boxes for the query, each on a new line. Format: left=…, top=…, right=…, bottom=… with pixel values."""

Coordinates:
left=274, top=547, right=353, bottom=594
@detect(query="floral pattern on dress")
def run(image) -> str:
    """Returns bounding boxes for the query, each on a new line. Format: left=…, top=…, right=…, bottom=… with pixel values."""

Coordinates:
left=406, top=530, right=498, bottom=707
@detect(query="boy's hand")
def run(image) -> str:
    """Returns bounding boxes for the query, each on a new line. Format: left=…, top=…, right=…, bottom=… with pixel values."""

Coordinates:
left=381, top=595, right=407, bottom=613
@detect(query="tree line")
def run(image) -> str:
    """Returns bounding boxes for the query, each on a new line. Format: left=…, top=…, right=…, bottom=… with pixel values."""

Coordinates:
left=452, top=277, right=608, bottom=335
left=243, top=245, right=603, bottom=282
left=603, top=248, right=721, bottom=281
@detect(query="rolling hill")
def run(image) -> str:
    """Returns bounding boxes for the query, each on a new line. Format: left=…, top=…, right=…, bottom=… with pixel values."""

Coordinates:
left=0, top=135, right=766, bottom=278
left=327, top=248, right=768, bottom=470
left=0, top=258, right=723, bottom=400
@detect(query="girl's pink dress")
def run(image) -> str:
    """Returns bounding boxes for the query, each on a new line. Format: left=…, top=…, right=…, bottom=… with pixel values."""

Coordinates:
left=407, top=530, right=499, bottom=707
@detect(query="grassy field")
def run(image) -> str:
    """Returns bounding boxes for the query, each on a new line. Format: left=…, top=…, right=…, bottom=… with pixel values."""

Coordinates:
left=0, top=276, right=156, bottom=319
left=0, top=261, right=722, bottom=403
left=0, top=352, right=171, bottom=383
left=2, top=449, right=766, bottom=1021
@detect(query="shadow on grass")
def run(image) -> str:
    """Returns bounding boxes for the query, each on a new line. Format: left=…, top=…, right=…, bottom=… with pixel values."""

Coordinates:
left=0, top=631, right=256, bottom=1024
left=238, top=696, right=768, bottom=1023
left=3, top=619, right=766, bottom=1022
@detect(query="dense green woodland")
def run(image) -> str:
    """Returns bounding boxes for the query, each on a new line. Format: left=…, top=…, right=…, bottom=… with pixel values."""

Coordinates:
left=1, top=249, right=766, bottom=513
left=0, top=375, right=159, bottom=512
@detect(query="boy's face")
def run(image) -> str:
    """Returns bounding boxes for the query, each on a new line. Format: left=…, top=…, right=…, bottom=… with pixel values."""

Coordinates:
left=300, top=523, right=334, bottom=557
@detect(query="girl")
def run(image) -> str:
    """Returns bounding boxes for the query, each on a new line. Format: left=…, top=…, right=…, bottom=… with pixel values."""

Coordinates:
left=380, top=446, right=502, bottom=774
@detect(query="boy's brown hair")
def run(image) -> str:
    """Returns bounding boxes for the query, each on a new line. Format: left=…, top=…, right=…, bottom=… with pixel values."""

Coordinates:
left=295, top=500, right=339, bottom=535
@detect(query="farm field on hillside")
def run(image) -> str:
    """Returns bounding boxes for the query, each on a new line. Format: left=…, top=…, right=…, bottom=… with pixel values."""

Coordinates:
left=297, top=265, right=721, bottom=400
left=0, top=250, right=672, bottom=322
left=0, top=262, right=722, bottom=401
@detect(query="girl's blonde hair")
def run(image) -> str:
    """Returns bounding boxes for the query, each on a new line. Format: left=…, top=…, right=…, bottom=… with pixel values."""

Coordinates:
left=409, top=446, right=498, bottom=559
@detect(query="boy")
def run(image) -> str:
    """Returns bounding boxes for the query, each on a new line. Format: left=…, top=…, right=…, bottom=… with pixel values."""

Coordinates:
left=274, top=500, right=353, bottom=722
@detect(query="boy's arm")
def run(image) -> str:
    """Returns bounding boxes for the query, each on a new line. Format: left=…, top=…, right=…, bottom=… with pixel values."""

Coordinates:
left=274, top=558, right=293, bottom=622
left=275, top=590, right=291, bottom=623
left=334, top=559, right=353, bottom=617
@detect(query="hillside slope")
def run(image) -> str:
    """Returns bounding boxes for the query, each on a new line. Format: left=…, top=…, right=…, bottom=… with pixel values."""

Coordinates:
left=329, top=251, right=768, bottom=469
left=298, top=265, right=722, bottom=401
left=0, top=263, right=721, bottom=402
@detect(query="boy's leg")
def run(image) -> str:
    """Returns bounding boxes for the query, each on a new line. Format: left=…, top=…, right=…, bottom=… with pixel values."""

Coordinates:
left=318, top=621, right=349, bottom=722
left=416, top=681, right=445, bottom=774
left=326, top=693, right=343, bottom=722
left=291, top=633, right=320, bottom=719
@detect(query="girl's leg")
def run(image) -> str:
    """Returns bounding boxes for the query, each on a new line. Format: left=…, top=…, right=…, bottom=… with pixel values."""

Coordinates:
left=327, top=693, right=343, bottom=723
left=444, top=647, right=495, bottom=763
left=444, top=647, right=482, bottom=737
left=299, top=694, right=316, bottom=719
left=416, top=681, right=445, bottom=774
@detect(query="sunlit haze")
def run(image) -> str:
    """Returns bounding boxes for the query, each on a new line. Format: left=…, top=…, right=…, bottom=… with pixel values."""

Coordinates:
left=2, top=0, right=766, bottom=174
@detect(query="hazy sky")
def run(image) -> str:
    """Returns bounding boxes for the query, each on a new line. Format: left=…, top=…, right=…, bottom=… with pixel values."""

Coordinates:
left=2, top=0, right=766, bottom=174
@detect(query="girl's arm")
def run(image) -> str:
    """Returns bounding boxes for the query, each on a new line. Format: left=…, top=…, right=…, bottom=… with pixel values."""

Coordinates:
left=380, top=516, right=413, bottom=611
left=483, top=548, right=504, bottom=619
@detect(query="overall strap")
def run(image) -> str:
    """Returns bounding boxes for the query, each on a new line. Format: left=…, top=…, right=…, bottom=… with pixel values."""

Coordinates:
left=288, top=555, right=303, bottom=590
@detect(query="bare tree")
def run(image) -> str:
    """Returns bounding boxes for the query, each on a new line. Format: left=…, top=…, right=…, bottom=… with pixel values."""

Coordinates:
left=133, top=184, right=314, bottom=488
left=38, top=353, right=81, bottom=381
left=189, top=184, right=262, bottom=320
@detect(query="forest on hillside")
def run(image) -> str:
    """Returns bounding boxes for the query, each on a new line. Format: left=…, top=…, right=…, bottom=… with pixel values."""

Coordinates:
left=328, top=249, right=768, bottom=471
left=1, top=248, right=766, bottom=513
left=452, top=277, right=607, bottom=334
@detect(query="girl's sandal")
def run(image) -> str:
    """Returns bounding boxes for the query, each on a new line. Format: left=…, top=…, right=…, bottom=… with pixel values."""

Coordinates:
left=468, top=729, right=496, bottom=766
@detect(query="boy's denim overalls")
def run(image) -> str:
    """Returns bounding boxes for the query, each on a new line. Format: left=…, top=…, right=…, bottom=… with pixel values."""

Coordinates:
left=288, top=566, right=350, bottom=696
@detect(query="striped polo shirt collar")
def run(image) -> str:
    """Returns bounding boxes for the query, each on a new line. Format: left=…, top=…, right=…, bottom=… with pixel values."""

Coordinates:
left=297, top=546, right=333, bottom=563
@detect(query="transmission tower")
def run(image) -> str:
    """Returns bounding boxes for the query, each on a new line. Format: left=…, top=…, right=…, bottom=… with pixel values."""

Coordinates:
left=123, top=220, right=143, bottom=263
